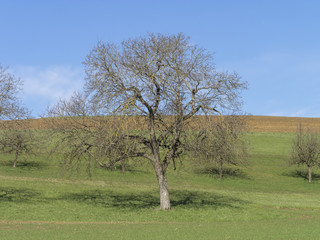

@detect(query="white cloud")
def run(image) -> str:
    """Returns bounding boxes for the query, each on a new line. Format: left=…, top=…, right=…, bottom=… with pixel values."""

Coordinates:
left=12, top=65, right=85, bottom=117
left=268, top=109, right=307, bottom=118
left=15, top=65, right=84, bottom=99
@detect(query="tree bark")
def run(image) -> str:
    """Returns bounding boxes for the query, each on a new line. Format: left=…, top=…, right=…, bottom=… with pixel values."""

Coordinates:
left=121, top=158, right=125, bottom=174
left=308, top=166, right=312, bottom=183
left=152, top=155, right=171, bottom=210
left=13, top=149, right=19, bottom=168
left=158, top=172, right=171, bottom=210
left=148, top=114, right=171, bottom=210
left=219, top=161, right=223, bottom=180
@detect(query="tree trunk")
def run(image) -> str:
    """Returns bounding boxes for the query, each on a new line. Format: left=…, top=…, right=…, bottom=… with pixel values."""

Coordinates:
left=13, top=150, right=19, bottom=168
left=121, top=158, right=125, bottom=174
left=158, top=172, right=170, bottom=210
left=152, top=157, right=171, bottom=210
left=148, top=116, right=171, bottom=210
left=308, top=166, right=312, bottom=183
left=219, top=161, right=223, bottom=180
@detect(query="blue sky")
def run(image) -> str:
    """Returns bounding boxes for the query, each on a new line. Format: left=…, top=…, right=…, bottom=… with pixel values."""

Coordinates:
left=1, top=0, right=320, bottom=117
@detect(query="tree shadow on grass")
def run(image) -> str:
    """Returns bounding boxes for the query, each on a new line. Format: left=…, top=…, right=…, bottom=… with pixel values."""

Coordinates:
left=283, top=170, right=320, bottom=181
left=105, top=164, right=150, bottom=174
left=60, top=189, right=249, bottom=210
left=194, top=167, right=251, bottom=180
left=0, top=186, right=249, bottom=210
left=0, top=160, right=48, bottom=170
left=0, top=187, right=41, bottom=203
left=17, top=161, right=48, bottom=170
left=59, top=190, right=158, bottom=209
left=171, top=190, right=248, bottom=209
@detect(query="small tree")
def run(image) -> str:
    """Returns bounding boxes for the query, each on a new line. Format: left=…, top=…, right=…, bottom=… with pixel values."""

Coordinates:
left=0, top=65, right=25, bottom=120
left=290, top=124, right=320, bottom=183
left=0, top=65, right=36, bottom=167
left=189, top=115, right=248, bottom=180
left=0, top=126, right=35, bottom=167
left=46, top=92, right=134, bottom=175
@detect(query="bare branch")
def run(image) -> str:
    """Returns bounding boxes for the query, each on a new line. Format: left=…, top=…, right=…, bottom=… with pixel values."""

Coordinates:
left=49, top=33, right=247, bottom=210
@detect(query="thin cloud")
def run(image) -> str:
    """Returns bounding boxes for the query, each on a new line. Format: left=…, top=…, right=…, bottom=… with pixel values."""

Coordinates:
left=223, top=51, right=320, bottom=118
left=12, top=65, right=85, bottom=117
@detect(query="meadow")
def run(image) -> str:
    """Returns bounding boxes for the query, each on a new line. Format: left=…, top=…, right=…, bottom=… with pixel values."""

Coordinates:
left=1, top=116, right=320, bottom=239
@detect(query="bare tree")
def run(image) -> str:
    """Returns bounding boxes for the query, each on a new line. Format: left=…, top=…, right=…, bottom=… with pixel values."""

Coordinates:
left=188, top=115, right=248, bottom=180
left=46, top=92, right=136, bottom=175
left=0, top=65, right=26, bottom=120
left=290, top=124, right=320, bottom=183
left=49, top=33, right=247, bottom=210
left=0, top=65, right=36, bottom=167
left=0, top=121, right=36, bottom=168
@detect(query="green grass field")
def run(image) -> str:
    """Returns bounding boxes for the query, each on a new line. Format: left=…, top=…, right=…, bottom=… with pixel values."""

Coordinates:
left=1, top=131, right=320, bottom=239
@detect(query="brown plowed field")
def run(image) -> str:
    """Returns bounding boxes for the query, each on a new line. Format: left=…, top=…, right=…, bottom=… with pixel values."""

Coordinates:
left=2, top=116, right=320, bottom=133
left=246, top=116, right=320, bottom=133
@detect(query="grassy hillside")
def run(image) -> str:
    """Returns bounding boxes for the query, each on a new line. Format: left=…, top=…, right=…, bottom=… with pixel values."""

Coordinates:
left=1, top=117, right=320, bottom=239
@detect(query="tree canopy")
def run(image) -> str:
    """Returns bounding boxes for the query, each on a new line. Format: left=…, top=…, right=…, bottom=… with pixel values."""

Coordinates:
left=0, top=65, right=27, bottom=120
left=290, top=124, right=320, bottom=183
left=48, top=33, right=247, bottom=210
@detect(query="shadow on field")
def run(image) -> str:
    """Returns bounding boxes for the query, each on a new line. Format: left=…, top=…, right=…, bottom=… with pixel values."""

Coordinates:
left=60, top=189, right=249, bottom=210
left=171, top=190, right=249, bottom=209
left=0, top=187, right=41, bottom=202
left=0, top=160, right=48, bottom=170
left=283, top=170, right=320, bottom=181
left=106, top=164, right=150, bottom=174
left=194, top=167, right=251, bottom=180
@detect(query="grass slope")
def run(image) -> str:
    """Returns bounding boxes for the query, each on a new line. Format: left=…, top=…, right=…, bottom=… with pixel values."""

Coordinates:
left=1, top=130, right=320, bottom=239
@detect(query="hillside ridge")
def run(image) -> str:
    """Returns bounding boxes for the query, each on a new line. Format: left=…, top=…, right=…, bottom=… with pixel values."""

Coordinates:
left=2, top=116, right=320, bottom=133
